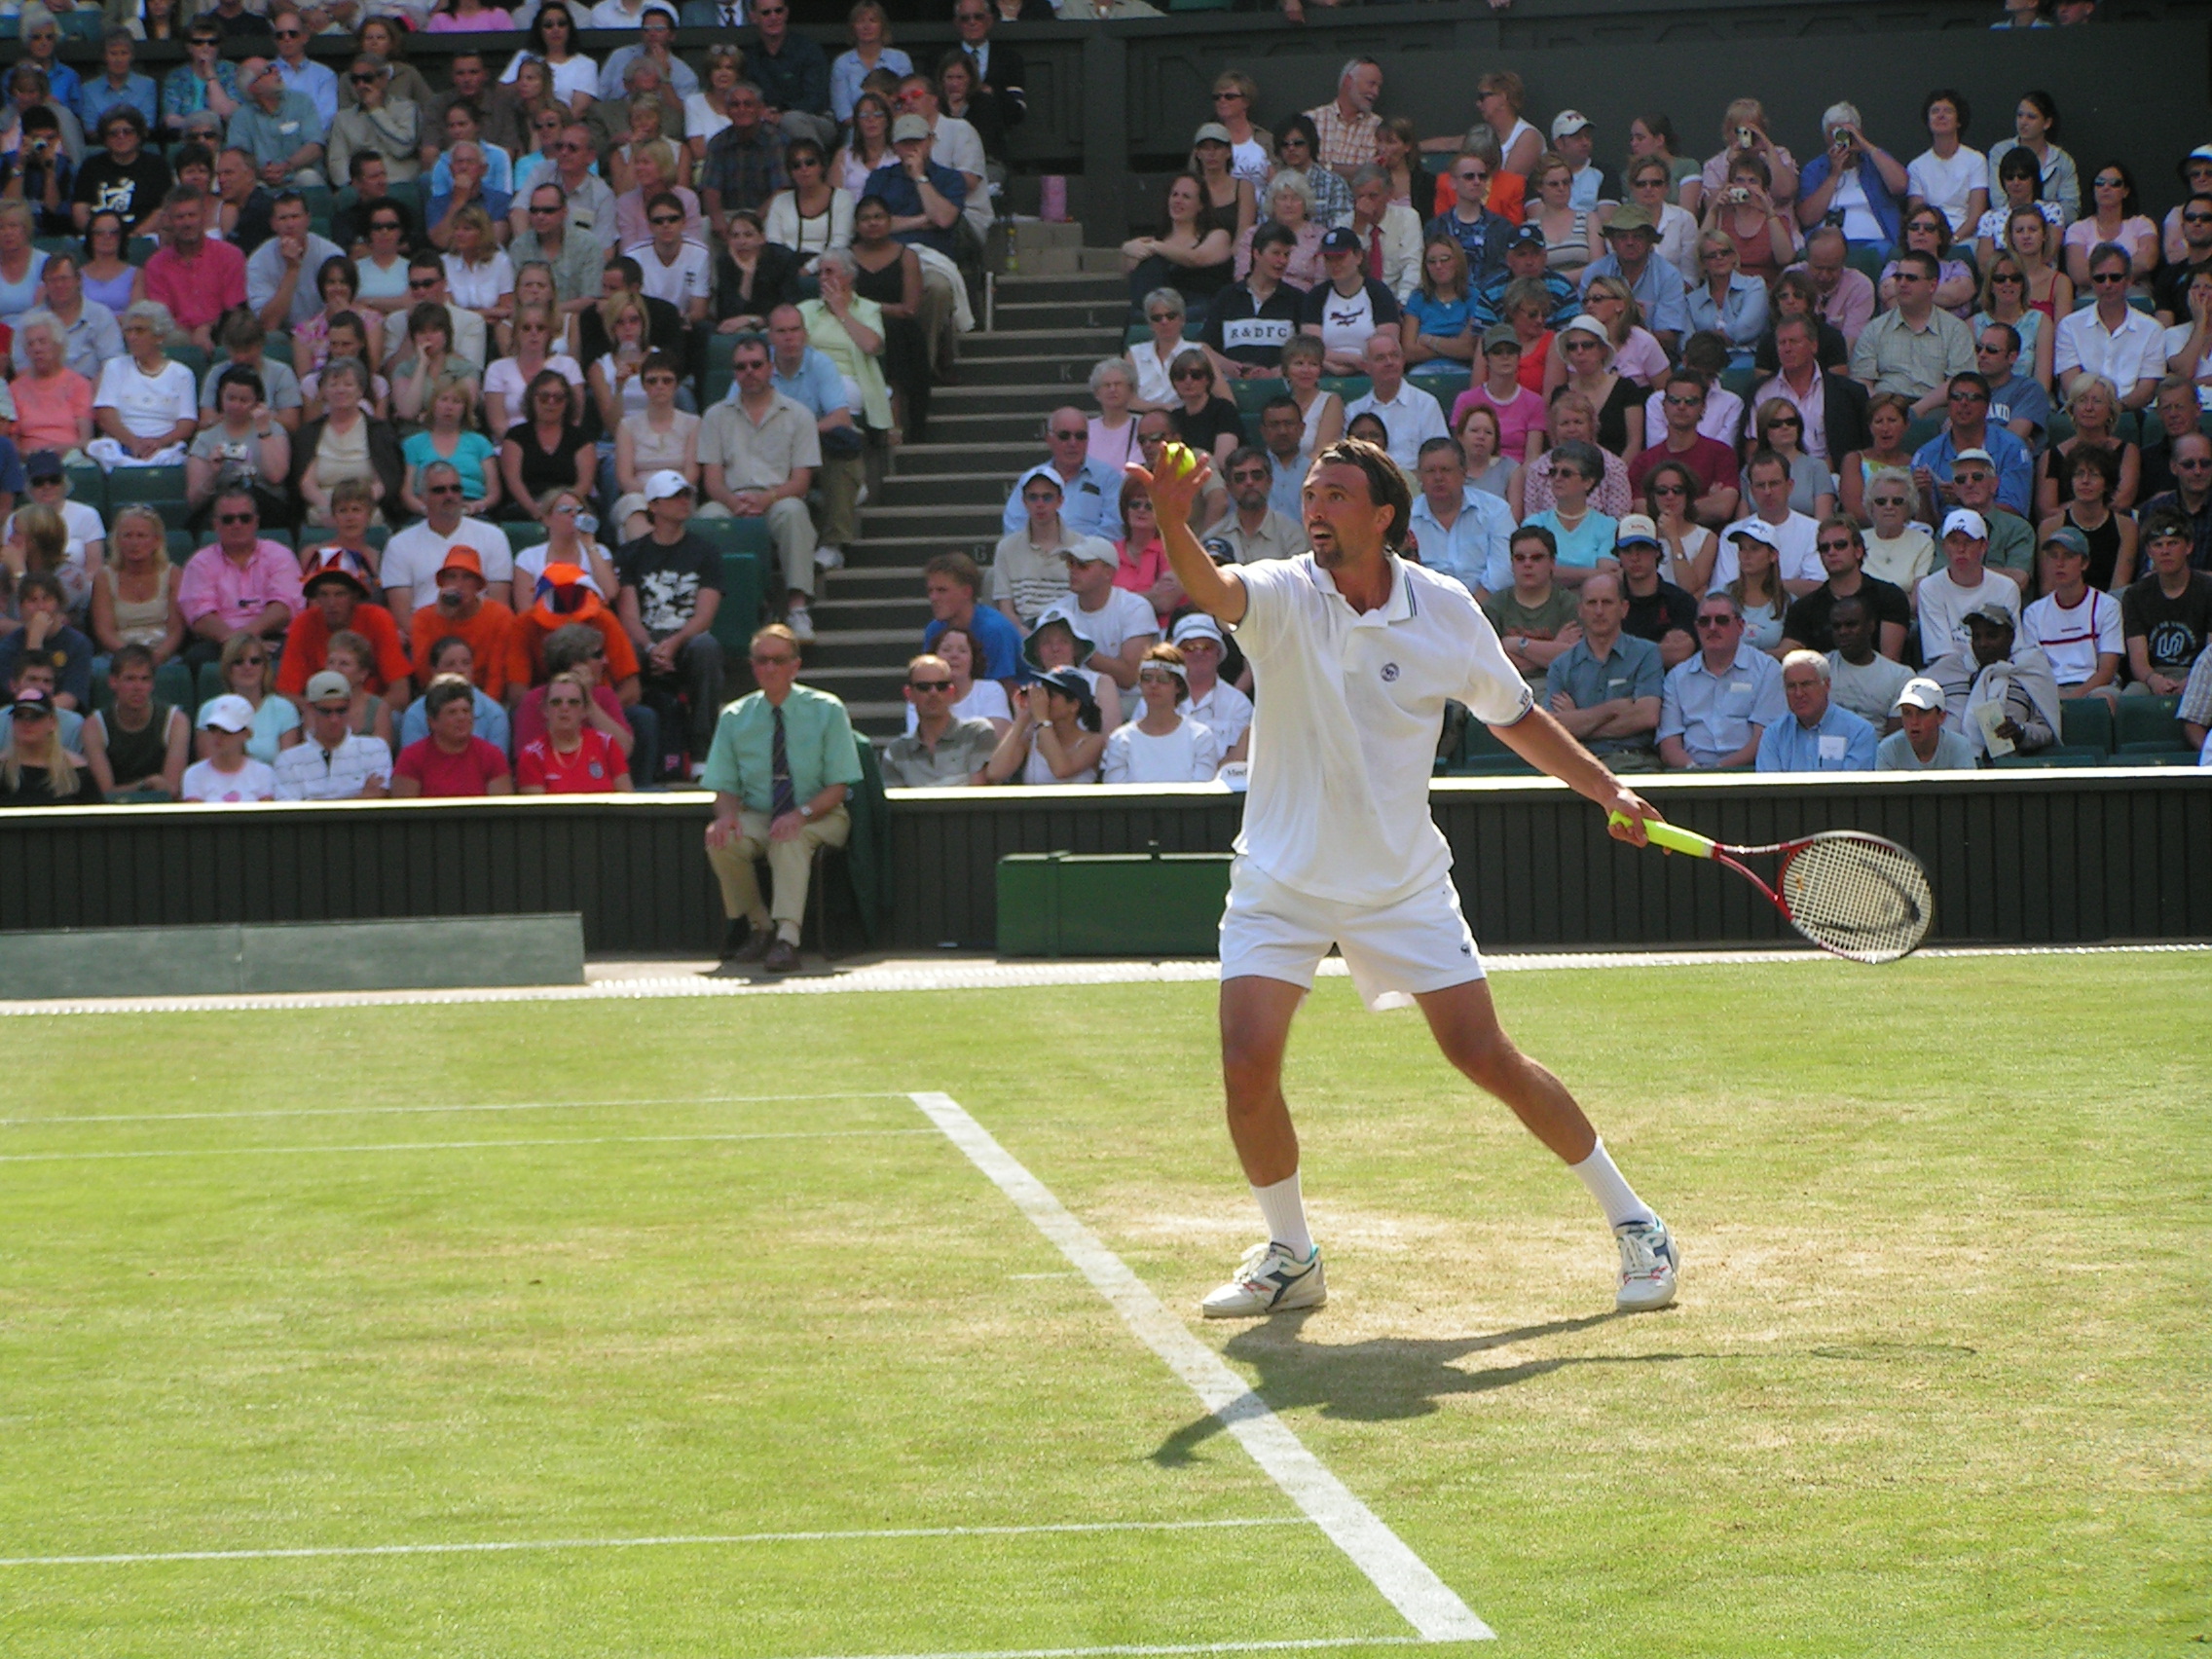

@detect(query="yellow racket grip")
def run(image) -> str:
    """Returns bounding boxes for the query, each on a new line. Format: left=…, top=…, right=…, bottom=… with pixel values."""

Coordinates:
left=1608, top=811, right=1716, bottom=859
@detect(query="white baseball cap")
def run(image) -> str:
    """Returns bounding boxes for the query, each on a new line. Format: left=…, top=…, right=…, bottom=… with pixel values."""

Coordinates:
left=1550, top=109, right=1593, bottom=139
left=644, top=470, right=693, bottom=502
left=1892, top=677, right=1945, bottom=714
left=1171, top=612, right=1224, bottom=646
left=198, top=693, right=256, bottom=733
left=1941, top=507, right=1989, bottom=540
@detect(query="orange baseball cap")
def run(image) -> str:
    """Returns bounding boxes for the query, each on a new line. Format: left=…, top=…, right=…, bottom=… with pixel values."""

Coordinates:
left=438, top=546, right=485, bottom=578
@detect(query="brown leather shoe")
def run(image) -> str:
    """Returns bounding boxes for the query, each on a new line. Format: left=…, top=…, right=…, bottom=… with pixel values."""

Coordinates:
left=724, top=924, right=773, bottom=964
left=762, top=938, right=800, bottom=973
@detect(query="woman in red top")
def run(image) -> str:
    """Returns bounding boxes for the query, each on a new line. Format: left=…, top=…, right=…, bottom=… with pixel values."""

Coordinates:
left=391, top=677, right=512, bottom=796
left=1111, top=476, right=1181, bottom=627
left=517, top=672, right=633, bottom=793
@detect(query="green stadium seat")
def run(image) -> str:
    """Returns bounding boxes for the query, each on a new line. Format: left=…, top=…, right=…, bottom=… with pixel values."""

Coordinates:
left=62, top=462, right=106, bottom=514
left=2059, top=696, right=2115, bottom=755
left=1443, top=717, right=1536, bottom=774
left=1903, top=415, right=1944, bottom=454
left=106, top=466, right=190, bottom=512
left=1320, top=374, right=1373, bottom=403
left=1719, top=365, right=1758, bottom=404
left=1993, top=745, right=2104, bottom=767
left=1124, top=323, right=1148, bottom=348
left=700, top=332, right=741, bottom=372
left=1168, top=0, right=1234, bottom=11
left=58, top=9, right=102, bottom=42
left=709, top=550, right=764, bottom=655
left=2045, top=410, right=2074, bottom=448
left=701, top=366, right=734, bottom=406
left=1231, top=378, right=1288, bottom=415
left=691, top=515, right=774, bottom=570
left=168, top=344, right=211, bottom=381
left=2115, top=694, right=2184, bottom=752
left=502, top=521, right=549, bottom=555
left=261, top=334, right=294, bottom=368
left=32, top=237, right=74, bottom=257
left=128, top=236, right=158, bottom=267
left=1410, top=367, right=1472, bottom=405
left=261, top=528, right=295, bottom=549
left=1845, top=243, right=1887, bottom=283
left=166, top=528, right=198, bottom=562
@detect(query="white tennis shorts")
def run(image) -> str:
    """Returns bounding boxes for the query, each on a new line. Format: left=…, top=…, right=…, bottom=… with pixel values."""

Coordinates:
left=1218, top=858, right=1486, bottom=1012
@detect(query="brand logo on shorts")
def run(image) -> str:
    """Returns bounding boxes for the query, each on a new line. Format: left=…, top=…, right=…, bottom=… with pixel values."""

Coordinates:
left=1381, top=662, right=1400, bottom=682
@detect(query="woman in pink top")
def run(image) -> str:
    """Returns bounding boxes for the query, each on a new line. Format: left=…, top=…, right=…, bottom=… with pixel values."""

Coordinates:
left=12, top=315, right=92, bottom=457
left=1452, top=325, right=1547, bottom=463
left=1111, top=476, right=1181, bottom=626
left=428, top=0, right=515, bottom=28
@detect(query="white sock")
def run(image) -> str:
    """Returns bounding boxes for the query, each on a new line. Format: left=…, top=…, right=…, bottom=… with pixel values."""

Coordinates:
left=1570, top=1138, right=1654, bottom=1231
left=1251, top=1172, right=1313, bottom=1257
left=775, top=919, right=802, bottom=945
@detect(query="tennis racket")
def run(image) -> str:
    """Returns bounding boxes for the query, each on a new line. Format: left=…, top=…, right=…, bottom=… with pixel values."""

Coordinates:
left=1609, top=814, right=1934, bottom=965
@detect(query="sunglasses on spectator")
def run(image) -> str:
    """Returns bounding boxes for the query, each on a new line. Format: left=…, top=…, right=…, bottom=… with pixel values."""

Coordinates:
left=530, top=201, right=562, bottom=214
left=908, top=679, right=954, bottom=692
left=1214, top=90, right=1245, bottom=101
left=2094, top=175, right=2124, bottom=189
left=1650, top=482, right=1687, bottom=496
left=1989, top=272, right=2023, bottom=283
left=1136, top=668, right=1179, bottom=684
left=552, top=501, right=582, bottom=515
left=350, top=73, right=381, bottom=85
left=2174, top=457, right=2212, bottom=469
left=649, top=214, right=682, bottom=227
left=1817, top=537, right=1856, bottom=552
left=217, top=512, right=257, bottom=525
left=1229, top=467, right=1269, bottom=483
left=751, top=651, right=797, bottom=666
left=410, top=276, right=439, bottom=289
left=236, top=653, right=268, bottom=665
left=1172, top=368, right=1208, bottom=382
left=1765, top=414, right=1802, bottom=426
left=1695, top=615, right=1736, bottom=629
left=426, top=483, right=463, bottom=496
left=1146, top=311, right=1179, bottom=323
left=1954, top=468, right=1991, bottom=483
left=1949, top=387, right=1988, bottom=400
left=2089, top=271, right=2128, bottom=284
left=1050, top=427, right=1086, bottom=441
left=545, top=695, right=585, bottom=708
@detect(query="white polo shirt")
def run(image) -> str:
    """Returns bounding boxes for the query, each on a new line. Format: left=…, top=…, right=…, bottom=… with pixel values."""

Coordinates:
left=2053, top=304, right=2165, bottom=394
left=380, top=517, right=517, bottom=613
left=1713, top=510, right=1823, bottom=590
left=274, top=733, right=395, bottom=800
left=625, top=240, right=713, bottom=311
left=1229, top=554, right=1530, bottom=906
left=1182, top=678, right=1254, bottom=753
left=2022, top=587, right=2123, bottom=684
left=1343, top=381, right=1447, bottom=471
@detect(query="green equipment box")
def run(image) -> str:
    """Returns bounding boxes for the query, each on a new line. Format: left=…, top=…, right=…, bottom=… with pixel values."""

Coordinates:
left=996, top=851, right=1232, bottom=958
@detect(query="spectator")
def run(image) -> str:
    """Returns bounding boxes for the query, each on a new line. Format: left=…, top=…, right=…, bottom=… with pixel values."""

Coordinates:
left=1441, top=329, right=1537, bottom=471
left=1268, top=117, right=1349, bottom=226
left=697, top=334, right=821, bottom=640
left=701, top=620, right=858, bottom=969
left=348, top=20, right=438, bottom=120
left=160, top=23, right=240, bottom=142
left=427, top=137, right=513, bottom=256
left=1126, top=288, right=1202, bottom=413
left=228, top=57, right=326, bottom=192
left=1604, top=153, right=1700, bottom=283
left=1905, top=90, right=1989, bottom=240
left=513, top=670, right=634, bottom=793
left=1944, top=448, right=2037, bottom=590
left=1236, top=173, right=1326, bottom=295
left=1003, top=407, right=1124, bottom=543
left=1628, top=370, right=1742, bottom=526
left=699, top=84, right=790, bottom=240
left=203, top=312, right=306, bottom=436
left=865, top=114, right=965, bottom=263
left=882, top=650, right=995, bottom=787
left=1820, top=593, right=1914, bottom=729
left=1794, top=103, right=1906, bottom=259
left=1850, top=250, right=1975, bottom=413
left=2064, top=162, right=2157, bottom=294
left=206, top=626, right=297, bottom=762
left=0, top=650, right=80, bottom=754
left=1700, top=98, right=1798, bottom=209
left=1523, top=391, right=1630, bottom=520
left=1851, top=472, right=1931, bottom=598
left=1641, top=458, right=1717, bottom=595
left=0, top=681, right=92, bottom=806
left=2042, top=373, right=2142, bottom=523
left=766, top=138, right=855, bottom=281
left=400, top=639, right=511, bottom=756
left=78, top=29, right=159, bottom=140
left=13, top=254, right=119, bottom=387
left=2138, top=429, right=2212, bottom=571
left=1201, top=226, right=1304, bottom=387
left=1121, top=174, right=1233, bottom=327
left=82, top=643, right=186, bottom=800
left=2136, top=379, right=2199, bottom=503
left=1876, top=674, right=1977, bottom=768
left=88, top=506, right=184, bottom=696
left=1778, top=228, right=1875, bottom=353
left=273, top=668, right=393, bottom=799
left=1337, top=164, right=1421, bottom=304
left=1754, top=649, right=1878, bottom=771
left=71, top=107, right=169, bottom=237
left=1779, top=516, right=1910, bottom=658
left=2121, top=509, right=2212, bottom=696
left=1425, top=147, right=1511, bottom=283
left=1526, top=440, right=1620, bottom=580
left=384, top=265, right=490, bottom=371
left=244, top=195, right=345, bottom=340
left=1721, top=522, right=1791, bottom=652
left=992, top=470, right=1078, bottom=627
left=497, top=367, right=595, bottom=534
left=293, top=358, right=405, bottom=529
left=2022, top=525, right=2123, bottom=701
left=392, top=673, right=515, bottom=796
left=1683, top=234, right=1767, bottom=372
left=1985, top=92, right=2080, bottom=228
left=2155, top=197, right=2212, bottom=322
left=1034, top=539, right=1159, bottom=693
left=1849, top=405, right=1922, bottom=540
left=910, top=623, right=1010, bottom=737
left=0, top=570, right=92, bottom=709
left=1717, top=451, right=1823, bottom=593
left=1898, top=367, right=2027, bottom=506
left=185, top=367, right=291, bottom=530
left=921, top=549, right=1022, bottom=684
left=1753, top=273, right=1850, bottom=382
left=609, top=471, right=722, bottom=763
left=793, top=257, right=889, bottom=559
left=2053, top=243, right=2163, bottom=409
left=408, top=542, right=515, bottom=703
left=1748, top=399, right=1834, bottom=520
left=952, top=1, right=1026, bottom=137
left=1397, top=238, right=1477, bottom=390
left=1111, top=479, right=1179, bottom=627
left=279, top=547, right=411, bottom=716
left=1163, top=349, right=1244, bottom=472
left=509, top=623, right=642, bottom=774
left=87, top=302, right=195, bottom=471
left=1657, top=592, right=1787, bottom=768
left=1610, top=515, right=1696, bottom=668
left=602, top=4, right=698, bottom=101
left=313, top=627, right=398, bottom=752
left=1103, top=643, right=1221, bottom=784
left=380, top=472, right=514, bottom=631
left=1983, top=199, right=2073, bottom=331
left=1279, top=334, right=1347, bottom=459
left=1342, top=332, right=1446, bottom=473
left=1151, top=617, right=1244, bottom=761
left=1928, top=605, right=2059, bottom=757
left=1265, top=395, right=1313, bottom=519
left=176, top=491, right=302, bottom=672
left=982, top=664, right=1104, bottom=787
left=1206, top=446, right=1304, bottom=569
left=1918, top=507, right=2023, bottom=661
left=1482, top=525, right=1581, bottom=689
left=1087, top=359, right=1141, bottom=474
left=1302, top=56, right=1381, bottom=181
left=2184, top=646, right=2212, bottom=753
left=7, top=455, right=104, bottom=603
left=180, top=695, right=275, bottom=804
left=1541, top=569, right=1663, bottom=769
left=626, top=186, right=713, bottom=327
left=1972, top=317, right=2050, bottom=447
left=1476, top=225, right=1579, bottom=337
left=1579, top=207, right=1689, bottom=353
left=328, top=58, right=424, bottom=197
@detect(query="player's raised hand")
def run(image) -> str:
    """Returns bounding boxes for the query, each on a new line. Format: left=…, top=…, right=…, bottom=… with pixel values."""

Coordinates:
left=1127, top=441, right=1212, bottom=528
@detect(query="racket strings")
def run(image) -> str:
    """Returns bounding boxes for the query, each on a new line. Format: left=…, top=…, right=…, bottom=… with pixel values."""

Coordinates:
left=1780, top=837, right=1934, bottom=965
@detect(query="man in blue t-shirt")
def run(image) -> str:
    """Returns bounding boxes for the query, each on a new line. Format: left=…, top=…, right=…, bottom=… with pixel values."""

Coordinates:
left=865, top=115, right=967, bottom=260
left=921, top=551, right=1023, bottom=688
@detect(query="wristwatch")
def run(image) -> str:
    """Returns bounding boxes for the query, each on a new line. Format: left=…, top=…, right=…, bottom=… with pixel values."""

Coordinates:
left=798, top=803, right=813, bottom=820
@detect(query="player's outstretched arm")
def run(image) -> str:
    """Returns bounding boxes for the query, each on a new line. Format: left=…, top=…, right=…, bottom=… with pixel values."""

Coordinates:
left=1492, top=704, right=1661, bottom=847
left=1127, top=446, right=1248, bottom=626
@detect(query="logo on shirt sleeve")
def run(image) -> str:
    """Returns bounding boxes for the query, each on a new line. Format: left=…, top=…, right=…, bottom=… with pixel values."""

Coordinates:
left=1381, top=662, right=1400, bottom=682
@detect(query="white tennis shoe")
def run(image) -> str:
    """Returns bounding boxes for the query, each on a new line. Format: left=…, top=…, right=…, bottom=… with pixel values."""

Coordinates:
left=1614, top=1216, right=1679, bottom=1310
left=1200, top=1240, right=1326, bottom=1318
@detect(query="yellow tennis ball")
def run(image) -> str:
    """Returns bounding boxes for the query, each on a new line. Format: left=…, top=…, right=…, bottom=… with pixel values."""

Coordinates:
left=1161, top=440, right=1196, bottom=481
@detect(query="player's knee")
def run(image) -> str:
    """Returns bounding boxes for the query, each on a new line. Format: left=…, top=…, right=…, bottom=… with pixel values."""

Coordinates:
left=1444, top=1026, right=1522, bottom=1093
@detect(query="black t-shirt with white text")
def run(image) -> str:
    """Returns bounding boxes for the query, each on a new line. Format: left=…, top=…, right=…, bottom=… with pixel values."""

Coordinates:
left=2120, top=569, right=2212, bottom=675
left=72, top=152, right=173, bottom=233
left=1202, top=280, right=1306, bottom=369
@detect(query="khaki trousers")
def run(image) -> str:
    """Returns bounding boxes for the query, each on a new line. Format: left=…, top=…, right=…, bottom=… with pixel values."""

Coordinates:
left=695, top=495, right=818, bottom=598
left=707, top=805, right=852, bottom=934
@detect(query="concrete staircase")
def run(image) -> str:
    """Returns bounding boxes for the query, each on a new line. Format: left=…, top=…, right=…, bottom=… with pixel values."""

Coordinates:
left=805, top=263, right=1129, bottom=737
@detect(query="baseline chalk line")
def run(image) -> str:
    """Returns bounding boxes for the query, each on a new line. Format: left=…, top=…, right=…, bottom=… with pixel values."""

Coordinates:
left=771, top=1641, right=1432, bottom=1659
left=0, top=1090, right=911, bottom=1129
left=908, top=1091, right=1493, bottom=1644
left=0, top=1128, right=936, bottom=1165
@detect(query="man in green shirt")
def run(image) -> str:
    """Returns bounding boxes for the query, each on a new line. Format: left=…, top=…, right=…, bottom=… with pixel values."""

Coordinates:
left=1480, top=526, right=1582, bottom=691
left=701, top=622, right=863, bottom=972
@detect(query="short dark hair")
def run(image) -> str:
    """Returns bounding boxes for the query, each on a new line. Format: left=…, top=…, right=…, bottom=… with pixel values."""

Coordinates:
left=2139, top=506, right=2192, bottom=543
left=1417, top=435, right=1465, bottom=467
left=1510, top=524, right=1558, bottom=559
left=1261, top=394, right=1302, bottom=423
left=1548, top=439, right=1603, bottom=485
left=1227, top=443, right=1272, bottom=476
left=98, top=105, right=147, bottom=142
left=924, top=551, right=982, bottom=595
left=424, top=675, right=476, bottom=717
left=1309, top=437, right=1412, bottom=549
left=606, top=254, right=645, bottom=289
left=110, top=643, right=158, bottom=677
left=215, top=364, right=265, bottom=404
left=1921, top=88, right=1971, bottom=132
left=1897, top=248, right=1941, bottom=281
left=1250, top=221, right=1297, bottom=256
left=1948, top=371, right=1991, bottom=398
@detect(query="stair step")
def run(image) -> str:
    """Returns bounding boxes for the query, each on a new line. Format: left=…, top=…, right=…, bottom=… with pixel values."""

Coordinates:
left=992, top=300, right=1133, bottom=333
left=860, top=501, right=1007, bottom=528
left=994, top=270, right=1126, bottom=302
left=890, top=440, right=1041, bottom=477
left=813, top=595, right=931, bottom=629
left=947, top=353, right=1107, bottom=387
left=922, top=411, right=1054, bottom=444
left=962, top=327, right=1124, bottom=357
left=875, top=471, right=1017, bottom=508
left=934, top=383, right=1095, bottom=413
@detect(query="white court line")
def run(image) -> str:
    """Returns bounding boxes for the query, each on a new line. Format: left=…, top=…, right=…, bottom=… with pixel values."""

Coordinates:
left=0, top=1090, right=908, bottom=1129
left=0, top=1128, right=934, bottom=1165
left=0, top=1516, right=1310, bottom=1569
left=783, top=1641, right=1427, bottom=1659
left=0, top=940, right=2199, bottom=1017
left=908, top=1091, right=1493, bottom=1645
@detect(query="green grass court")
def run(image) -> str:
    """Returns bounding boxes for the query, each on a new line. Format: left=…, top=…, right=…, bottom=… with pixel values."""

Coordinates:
left=2, top=953, right=2205, bottom=1656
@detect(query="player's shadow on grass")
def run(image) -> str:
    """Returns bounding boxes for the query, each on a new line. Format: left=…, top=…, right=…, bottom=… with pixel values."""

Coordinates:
left=1151, top=1312, right=1707, bottom=1465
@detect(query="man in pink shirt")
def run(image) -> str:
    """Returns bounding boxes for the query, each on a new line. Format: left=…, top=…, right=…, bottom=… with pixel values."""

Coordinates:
left=176, top=486, right=304, bottom=671
left=138, top=185, right=246, bottom=349
left=1786, top=228, right=1876, bottom=350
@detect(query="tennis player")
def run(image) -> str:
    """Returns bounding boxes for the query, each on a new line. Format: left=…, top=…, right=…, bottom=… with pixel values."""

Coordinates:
left=1130, top=437, right=1680, bottom=1317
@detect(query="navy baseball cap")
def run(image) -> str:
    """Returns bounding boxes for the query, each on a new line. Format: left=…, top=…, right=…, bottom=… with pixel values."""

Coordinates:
left=1319, top=227, right=1361, bottom=256
left=1506, top=222, right=1547, bottom=251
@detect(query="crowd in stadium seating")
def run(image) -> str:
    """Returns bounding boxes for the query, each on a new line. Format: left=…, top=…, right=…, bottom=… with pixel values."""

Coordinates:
left=0, top=0, right=2207, bottom=826
left=931, top=48, right=2212, bottom=785
left=0, top=0, right=1015, bottom=806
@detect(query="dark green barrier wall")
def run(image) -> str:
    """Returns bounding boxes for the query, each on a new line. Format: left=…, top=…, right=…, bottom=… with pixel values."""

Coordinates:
left=4, top=774, right=2199, bottom=973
